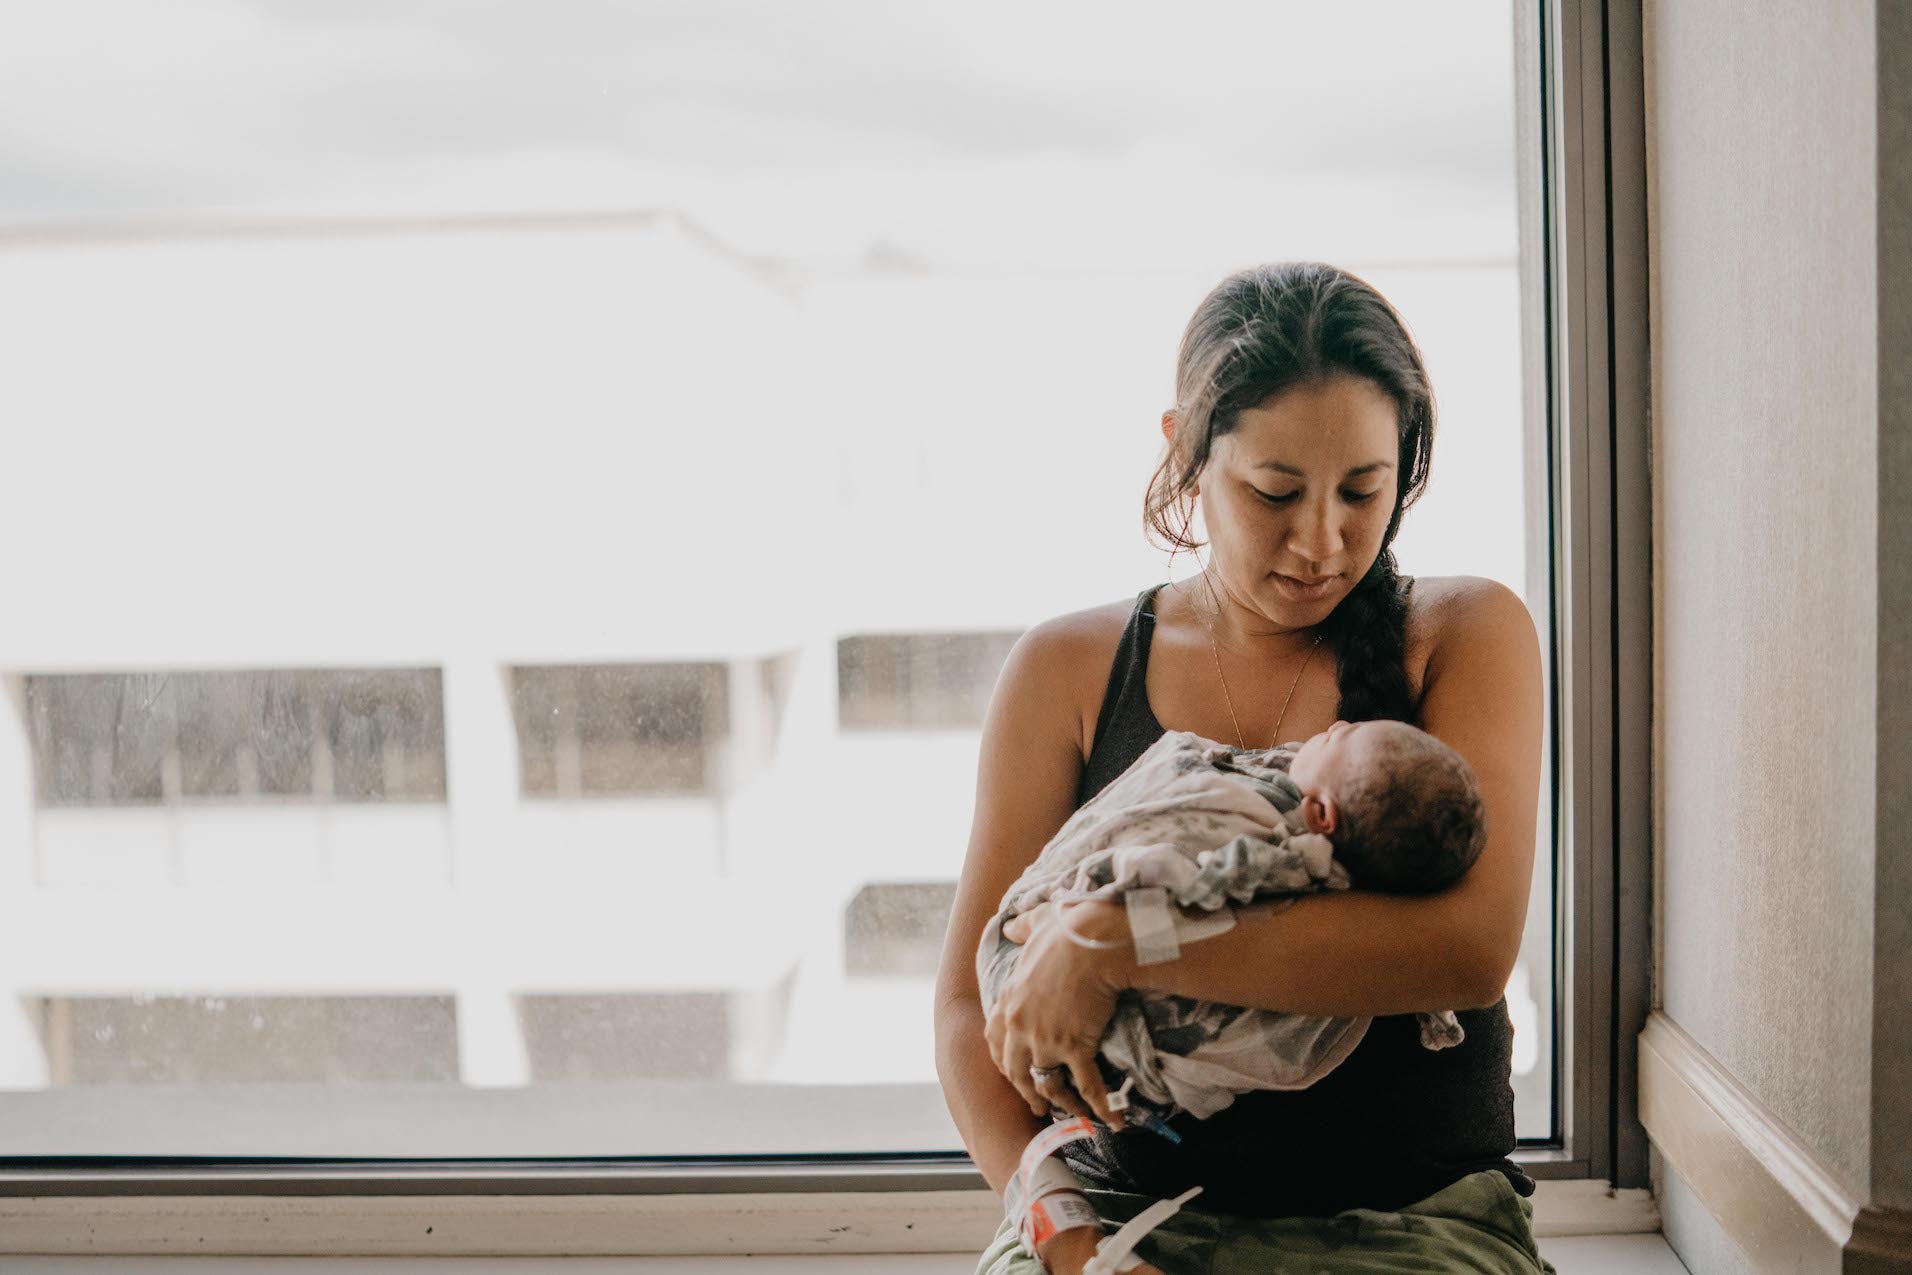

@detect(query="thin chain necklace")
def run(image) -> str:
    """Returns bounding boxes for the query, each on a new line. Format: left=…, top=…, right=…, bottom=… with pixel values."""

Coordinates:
left=1193, top=567, right=1324, bottom=751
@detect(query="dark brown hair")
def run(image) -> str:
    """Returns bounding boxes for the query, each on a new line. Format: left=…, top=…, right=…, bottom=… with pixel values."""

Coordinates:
left=1146, top=262, right=1437, bottom=723
left=1334, top=721, right=1488, bottom=892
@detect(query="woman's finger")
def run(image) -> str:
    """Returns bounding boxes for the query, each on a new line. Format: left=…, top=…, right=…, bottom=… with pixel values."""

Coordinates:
left=1001, top=1030, right=1047, bottom=1117
left=1033, top=1064, right=1093, bottom=1123
left=988, top=997, right=1047, bottom=1117
left=1065, top=1053, right=1123, bottom=1130
left=1014, top=1071, right=1048, bottom=1118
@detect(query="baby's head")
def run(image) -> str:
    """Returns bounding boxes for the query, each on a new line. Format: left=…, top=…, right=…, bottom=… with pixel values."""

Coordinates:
left=1287, top=720, right=1486, bottom=894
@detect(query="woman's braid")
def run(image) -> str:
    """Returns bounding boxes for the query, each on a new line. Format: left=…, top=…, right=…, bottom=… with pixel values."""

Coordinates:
left=1323, top=549, right=1417, bottom=725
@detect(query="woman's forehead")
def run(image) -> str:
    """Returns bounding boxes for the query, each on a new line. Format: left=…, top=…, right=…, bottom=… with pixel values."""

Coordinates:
left=1218, top=419, right=1397, bottom=475
left=1219, top=376, right=1399, bottom=469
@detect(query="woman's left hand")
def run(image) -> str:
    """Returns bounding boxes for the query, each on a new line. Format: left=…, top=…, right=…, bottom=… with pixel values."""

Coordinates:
left=987, top=898, right=1132, bottom=1129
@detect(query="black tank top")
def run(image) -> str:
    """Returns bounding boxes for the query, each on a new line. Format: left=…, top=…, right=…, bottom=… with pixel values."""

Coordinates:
left=1062, top=582, right=1533, bottom=1217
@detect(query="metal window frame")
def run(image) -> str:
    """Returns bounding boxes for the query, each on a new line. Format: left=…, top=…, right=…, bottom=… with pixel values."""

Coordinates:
left=0, top=0, right=1652, bottom=1208
left=1543, top=0, right=1652, bottom=1189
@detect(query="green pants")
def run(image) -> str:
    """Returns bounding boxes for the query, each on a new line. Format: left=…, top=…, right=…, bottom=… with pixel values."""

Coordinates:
left=976, top=1169, right=1557, bottom=1274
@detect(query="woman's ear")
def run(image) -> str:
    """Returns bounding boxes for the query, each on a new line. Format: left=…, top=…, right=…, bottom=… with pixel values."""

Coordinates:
left=1163, top=410, right=1199, bottom=495
left=1301, top=792, right=1339, bottom=836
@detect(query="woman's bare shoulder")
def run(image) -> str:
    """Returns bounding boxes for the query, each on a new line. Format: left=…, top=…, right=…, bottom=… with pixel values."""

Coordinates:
left=1409, top=573, right=1532, bottom=624
left=1027, top=593, right=1139, bottom=645
left=1406, top=575, right=1540, bottom=687
left=1015, top=592, right=1148, bottom=760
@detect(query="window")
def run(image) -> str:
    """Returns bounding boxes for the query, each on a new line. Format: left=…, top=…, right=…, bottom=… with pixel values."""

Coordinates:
left=510, top=663, right=731, bottom=797
left=35, top=995, right=459, bottom=1085
left=845, top=881, right=958, bottom=977
left=21, top=669, right=446, bottom=807
left=0, top=0, right=1649, bottom=1230
left=519, top=982, right=796, bottom=1082
left=837, top=633, right=1021, bottom=731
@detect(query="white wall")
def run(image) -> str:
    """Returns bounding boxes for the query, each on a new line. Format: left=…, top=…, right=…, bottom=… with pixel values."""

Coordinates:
left=1645, top=0, right=1906, bottom=1267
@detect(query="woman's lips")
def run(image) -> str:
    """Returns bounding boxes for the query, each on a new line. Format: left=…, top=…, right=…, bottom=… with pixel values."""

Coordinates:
left=1272, top=571, right=1339, bottom=601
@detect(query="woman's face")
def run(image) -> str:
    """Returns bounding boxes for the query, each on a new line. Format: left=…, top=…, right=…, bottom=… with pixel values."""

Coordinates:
left=1191, top=373, right=1401, bottom=630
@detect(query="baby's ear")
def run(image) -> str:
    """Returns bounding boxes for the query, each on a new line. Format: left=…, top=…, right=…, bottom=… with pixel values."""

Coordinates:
left=1301, top=792, right=1339, bottom=836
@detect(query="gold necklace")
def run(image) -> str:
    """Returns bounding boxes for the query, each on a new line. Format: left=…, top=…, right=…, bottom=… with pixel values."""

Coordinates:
left=1194, top=568, right=1324, bottom=750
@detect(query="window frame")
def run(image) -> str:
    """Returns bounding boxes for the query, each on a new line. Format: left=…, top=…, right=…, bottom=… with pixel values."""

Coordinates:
left=1542, top=0, right=1652, bottom=1190
left=0, top=0, right=1653, bottom=1240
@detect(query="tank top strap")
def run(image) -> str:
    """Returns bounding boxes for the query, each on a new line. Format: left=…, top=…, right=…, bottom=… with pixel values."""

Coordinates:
left=1077, top=582, right=1169, bottom=807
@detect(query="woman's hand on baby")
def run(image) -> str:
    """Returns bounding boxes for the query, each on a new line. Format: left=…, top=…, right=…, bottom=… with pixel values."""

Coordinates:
left=989, top=898, right=1133, bottom=1129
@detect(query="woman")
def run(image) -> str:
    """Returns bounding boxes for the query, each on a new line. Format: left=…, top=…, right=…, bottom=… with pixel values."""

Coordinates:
left=932, top=262, right=1549, bottom=1274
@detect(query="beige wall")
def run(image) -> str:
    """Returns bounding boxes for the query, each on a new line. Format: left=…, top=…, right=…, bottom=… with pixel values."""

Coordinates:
left=1646, top=0, right=1879, bottom=1239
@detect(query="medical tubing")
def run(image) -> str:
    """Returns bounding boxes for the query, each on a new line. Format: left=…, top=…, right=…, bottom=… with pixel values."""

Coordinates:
left=1050, top=895, right=1133, bottom=951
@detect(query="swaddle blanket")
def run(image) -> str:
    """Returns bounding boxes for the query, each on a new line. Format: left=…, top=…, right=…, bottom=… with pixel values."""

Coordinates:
left=976, top=729, right=1464, bottom=1122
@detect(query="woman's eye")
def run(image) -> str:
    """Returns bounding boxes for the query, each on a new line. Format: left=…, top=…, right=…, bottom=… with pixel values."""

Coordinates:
left=1342, top=490, right=1381, bottom=505
left=1253, top=489, right=1298, bottom=506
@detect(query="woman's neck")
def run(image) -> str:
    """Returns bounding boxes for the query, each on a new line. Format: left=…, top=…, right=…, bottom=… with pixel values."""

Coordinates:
left=1172, top=572, right=1323, bottom=657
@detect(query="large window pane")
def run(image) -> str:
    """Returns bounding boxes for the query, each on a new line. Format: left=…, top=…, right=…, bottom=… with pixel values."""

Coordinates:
left=0, top=0, right=1553, bottom=1156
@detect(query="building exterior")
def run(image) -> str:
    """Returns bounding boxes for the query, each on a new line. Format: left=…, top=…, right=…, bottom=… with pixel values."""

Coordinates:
left=0, top=213, right=1543, bottom=1153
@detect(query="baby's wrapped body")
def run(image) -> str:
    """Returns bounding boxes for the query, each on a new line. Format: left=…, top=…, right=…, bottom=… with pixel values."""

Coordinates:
left=976, top=729, right=1463, bottom=1123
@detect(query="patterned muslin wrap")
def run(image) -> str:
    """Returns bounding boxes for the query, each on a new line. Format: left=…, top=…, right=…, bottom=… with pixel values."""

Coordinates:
left=976, top=729, right=1463, bottom=1122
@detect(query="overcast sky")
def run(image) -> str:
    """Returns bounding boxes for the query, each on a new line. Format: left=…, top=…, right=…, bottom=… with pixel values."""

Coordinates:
left=0, top=1, right=1520, bottom=269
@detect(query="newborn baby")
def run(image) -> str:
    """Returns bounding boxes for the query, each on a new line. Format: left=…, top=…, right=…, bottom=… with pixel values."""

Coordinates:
left=976, top=719, right=1487, bottom=1125
left=1287, top=717, right=1487, bottom=894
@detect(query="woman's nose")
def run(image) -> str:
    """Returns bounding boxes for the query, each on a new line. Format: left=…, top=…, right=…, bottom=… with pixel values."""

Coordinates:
left=1286, top=507, right=1344, bottom=566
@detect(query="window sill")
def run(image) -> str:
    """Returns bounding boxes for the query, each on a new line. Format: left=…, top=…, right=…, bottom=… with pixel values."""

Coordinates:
left=0, top=1173, right=1659, bottom=1257
left=0, top=1236, right=1695, bottom=1274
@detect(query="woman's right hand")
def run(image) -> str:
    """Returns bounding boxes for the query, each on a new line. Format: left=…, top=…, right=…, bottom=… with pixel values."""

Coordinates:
left=1035, top=1223, right=1166, bottom=1275
left=990, top=897, right=1133, bottom=1127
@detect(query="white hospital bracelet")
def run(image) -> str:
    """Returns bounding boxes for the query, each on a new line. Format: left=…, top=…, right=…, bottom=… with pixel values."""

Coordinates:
left=1005, top=1150, right=1082, bottom=1223
left=1020, top=1189, right=1101, bottom=1260
left=1023, top=1151, right=1083, bottom=1204
left=1005, top=1118, right=1093, bottom=1215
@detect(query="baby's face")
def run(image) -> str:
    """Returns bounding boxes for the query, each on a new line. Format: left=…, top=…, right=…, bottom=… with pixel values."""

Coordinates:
left=1288, top=719, right=1379, bottom=797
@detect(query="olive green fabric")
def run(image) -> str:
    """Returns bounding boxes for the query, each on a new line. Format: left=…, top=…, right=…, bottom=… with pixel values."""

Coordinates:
left=976, top=1169, right=1557, bottom=1274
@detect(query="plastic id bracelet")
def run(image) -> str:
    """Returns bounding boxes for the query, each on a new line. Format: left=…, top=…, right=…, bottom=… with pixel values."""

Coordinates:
left=1008, top=1117, right=1100, bottom=1266
left=1021, top=1189, right=1101, bottom=1255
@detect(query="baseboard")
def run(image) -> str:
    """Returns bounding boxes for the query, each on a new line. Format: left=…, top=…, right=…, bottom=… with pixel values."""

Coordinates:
left=1636, top=1011, right=1912, bottom=1273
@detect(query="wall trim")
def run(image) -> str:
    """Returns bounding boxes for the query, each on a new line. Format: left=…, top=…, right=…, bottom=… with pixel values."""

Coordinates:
left=1639, top=1012, right=1867, bottom=1269
left=0, top=1178, right=1657, bottom=1256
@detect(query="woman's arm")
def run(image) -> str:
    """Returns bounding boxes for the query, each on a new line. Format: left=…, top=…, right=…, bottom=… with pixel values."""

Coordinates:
left=1000, top=578, right=1544, bottom=1024
left=933, top=613, right=1108, bottom=1192
left=936, top=616, right=1173, bottom=1275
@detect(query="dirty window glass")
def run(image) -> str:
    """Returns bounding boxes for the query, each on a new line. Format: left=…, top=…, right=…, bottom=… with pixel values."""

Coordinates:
left=0, top=0, right=1552, bottom=1156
